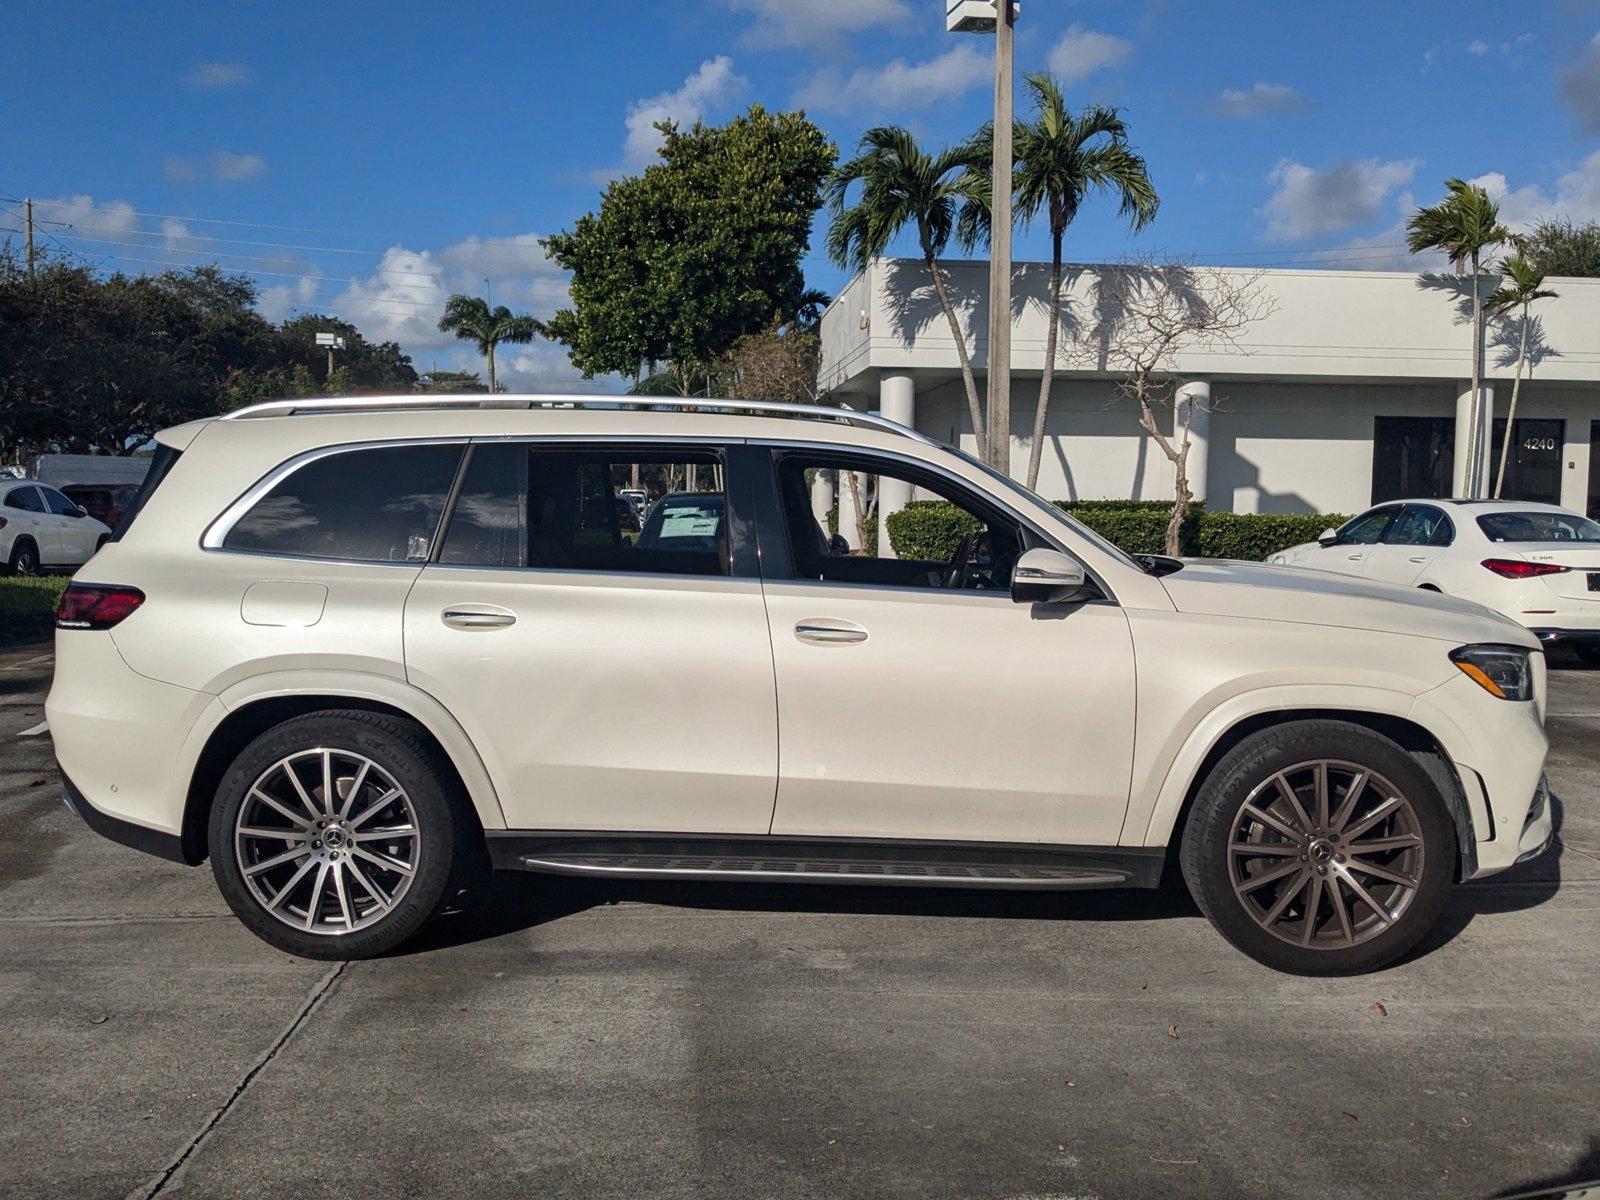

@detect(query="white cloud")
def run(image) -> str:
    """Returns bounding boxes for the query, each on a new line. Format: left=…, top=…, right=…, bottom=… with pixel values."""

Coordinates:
left=1260, top=158, right=1418, bottom=242
left=1469, top=150, right=1600, bottom=230
left=793, top=43, right=989, bottom=115
left=163, top=151, right=268, bottom=184
left=1205, top=82, right=1317, bottom=118
left=1046, top=24, right=1131, bottom=84
left=26, top=195, right=139, bottom=239
left=1560, top=34, right=1600, bottom=135
left=622, top=56, right=746, bottom=167
left=1466, top=39, right=1489, bottom=56
left=186, top=61, right=250, bottom=88
left=724, top=0, right=909, bottom=51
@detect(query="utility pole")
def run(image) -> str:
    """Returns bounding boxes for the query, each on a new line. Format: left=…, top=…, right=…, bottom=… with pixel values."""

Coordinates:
left=985, top=2, right=1015, bottom=472
left=24, top=198, right=35, bottom=275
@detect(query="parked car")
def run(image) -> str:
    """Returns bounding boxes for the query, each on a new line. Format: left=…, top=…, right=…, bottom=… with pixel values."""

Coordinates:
left=1, top=480, right=113, bottom=575
left=1268, top=499, right=1600, bottom=666
left=50, top=397, right=1552, bottom=974
left=61, top=483, right=140, bottom=531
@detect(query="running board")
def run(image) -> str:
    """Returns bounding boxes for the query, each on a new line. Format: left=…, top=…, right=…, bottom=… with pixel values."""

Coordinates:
left=485, top=834, right=1164, bottom=891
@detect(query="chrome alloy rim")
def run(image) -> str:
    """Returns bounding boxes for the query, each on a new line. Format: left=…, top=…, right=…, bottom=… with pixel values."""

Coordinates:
left=235, top=749, right=419, bottom=935
left=1228, top=759, right=1425, bottom=950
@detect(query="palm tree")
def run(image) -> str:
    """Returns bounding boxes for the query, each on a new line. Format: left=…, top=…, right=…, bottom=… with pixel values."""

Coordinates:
left=826, top=127, right=988, bottom=445
left=1405, top=179, right=1508, bottom=497
left=1486, top=255, right=1558, bottom=499
left=966, top=75, right=1159, bottom=490
left=437, top=295, right=542, bottom=394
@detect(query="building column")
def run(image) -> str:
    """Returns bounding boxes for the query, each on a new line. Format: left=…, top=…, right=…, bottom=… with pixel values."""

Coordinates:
left=1561, top=414, right=1592, bottom=513
left=835, top=397, right=865, bottom=550
left=1453, top=381, right=1493, bottom=498
left=876, top=373, right=916, bottom=558
left=1174, top=380, right=1210, bottom=504
left=810, top=468, right=834, bottom=535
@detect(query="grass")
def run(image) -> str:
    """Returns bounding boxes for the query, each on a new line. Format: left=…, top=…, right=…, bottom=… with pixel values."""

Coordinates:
left=0, top=575, right=67, bottom=645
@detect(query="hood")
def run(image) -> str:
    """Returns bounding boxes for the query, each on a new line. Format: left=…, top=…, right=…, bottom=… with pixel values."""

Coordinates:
left=1159, top=558, right=1541, bottom=648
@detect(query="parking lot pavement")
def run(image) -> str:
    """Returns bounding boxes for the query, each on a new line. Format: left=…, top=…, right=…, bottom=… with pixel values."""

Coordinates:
left=1, top=640, right=1597, bottom=1200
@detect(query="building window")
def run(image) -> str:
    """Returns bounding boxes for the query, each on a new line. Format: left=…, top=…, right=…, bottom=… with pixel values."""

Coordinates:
left=1372, top=417, right=1454, bottom=504
left=1488, top=418, right=1563, bottom=506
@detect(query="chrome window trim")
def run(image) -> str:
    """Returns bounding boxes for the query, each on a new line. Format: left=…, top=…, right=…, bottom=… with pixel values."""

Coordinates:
left=200, top=437, right=468, bottom=555
left=751, top=438, right=1122, bottom=606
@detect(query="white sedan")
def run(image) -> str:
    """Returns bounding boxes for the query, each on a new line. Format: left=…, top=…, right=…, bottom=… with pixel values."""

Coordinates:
left=1269, top=499, right=1600, bottom=665
left=0, top=480, right=113, bottom=575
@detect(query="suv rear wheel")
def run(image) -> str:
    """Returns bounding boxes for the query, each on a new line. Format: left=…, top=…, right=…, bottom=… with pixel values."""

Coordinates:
left=209, top=710, right=462, bottom=959
left=1180, top=720, right=1456, bottom=975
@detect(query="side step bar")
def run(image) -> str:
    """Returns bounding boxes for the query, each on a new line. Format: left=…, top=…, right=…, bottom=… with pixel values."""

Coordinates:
left=485, top=834, right=1165, bottom=891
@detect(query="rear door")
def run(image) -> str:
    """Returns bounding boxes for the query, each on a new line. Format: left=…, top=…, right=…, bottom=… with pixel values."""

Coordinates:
left=1366, top=503, right=1454, bottom=586
left=2, top=486, right=54, bottom=561
left=403, top=440, right=779, bottom=834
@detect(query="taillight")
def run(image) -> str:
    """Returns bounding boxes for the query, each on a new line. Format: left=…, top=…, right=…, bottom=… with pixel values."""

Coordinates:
left=1481, top=558, right=1568, bottom=580
left=55, top=584, right=145, bottom=630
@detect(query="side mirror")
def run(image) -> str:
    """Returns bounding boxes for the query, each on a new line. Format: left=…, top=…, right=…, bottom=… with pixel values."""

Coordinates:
left=1316, top=528, right=1339, bottom=547
left=828, top=532, right=850, bottom=555
left=70, top=506, right=88, bottom=519
left=1011, top=547, right=1087, bottom=604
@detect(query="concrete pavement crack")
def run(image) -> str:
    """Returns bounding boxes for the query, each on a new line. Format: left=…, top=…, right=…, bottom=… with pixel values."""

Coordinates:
left=125, top=961, right=348, bottom=1200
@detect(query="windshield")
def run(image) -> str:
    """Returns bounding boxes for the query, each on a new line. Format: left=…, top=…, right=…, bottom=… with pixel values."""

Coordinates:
left=936, top=441, right=1148, bottom=571
left=1477, top=511, right=1600, bottom=543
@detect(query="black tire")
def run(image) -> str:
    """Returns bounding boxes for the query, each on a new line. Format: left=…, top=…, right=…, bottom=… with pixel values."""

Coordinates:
left=6, top=539, right=40, bottom=577
left=1179, top=719, right=1457, bottom=975
left=94, top=534, right=110, bottom=552
left=209, top=709, right=465, bottom=960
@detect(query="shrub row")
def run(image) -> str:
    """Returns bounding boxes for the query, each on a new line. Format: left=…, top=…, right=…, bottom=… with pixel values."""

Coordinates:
left=884, top=500, right=1348, bottom=563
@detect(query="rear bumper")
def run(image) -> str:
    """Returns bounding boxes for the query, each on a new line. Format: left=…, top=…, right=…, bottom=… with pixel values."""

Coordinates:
left=1529, top=627, right=1600, bottom=648
left=60, top=769, right=193, bottom=864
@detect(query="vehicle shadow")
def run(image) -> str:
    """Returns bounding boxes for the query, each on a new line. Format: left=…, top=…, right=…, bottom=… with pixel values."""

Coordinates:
left=1490, top=1133, right=1600, bottom=1198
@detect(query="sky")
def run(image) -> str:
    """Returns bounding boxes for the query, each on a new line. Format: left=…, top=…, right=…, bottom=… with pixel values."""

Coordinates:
left=3, top=0, right=1599, bottom=391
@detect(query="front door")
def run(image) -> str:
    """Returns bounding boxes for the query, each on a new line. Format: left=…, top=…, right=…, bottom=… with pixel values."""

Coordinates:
left=403, top=440, right=779, bottom=834
left=1304, top=505, right=1398, bottom=577
left=1365, top=503, right=1454, bottom=586
left=756, top=448, right=1136, bottom=847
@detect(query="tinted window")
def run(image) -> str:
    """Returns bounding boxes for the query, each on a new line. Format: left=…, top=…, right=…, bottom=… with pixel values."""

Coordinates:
left=1337, top=507, right=1395, bottom=545
left=224, top=444, right=462, bottom=562
left=3, top=486, right=45, bottom=513
left=439, top=444, right=525, bottom=568
left=436, top=445, right=729, bottom=576
left=1384, top=505, right=1453, bottom=547
left=39, top=487, right=77, bottom=515
left=1477, top=511, right=1600, bottom=543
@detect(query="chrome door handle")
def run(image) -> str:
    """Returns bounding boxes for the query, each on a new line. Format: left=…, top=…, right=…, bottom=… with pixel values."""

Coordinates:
left=1408, top=555, right=1428, bottom=563
left=442, top=607, right=516, bottom=630
left=794, top=620, right=868, bottom=645
left=1346, top=553, right=1364, bottom=561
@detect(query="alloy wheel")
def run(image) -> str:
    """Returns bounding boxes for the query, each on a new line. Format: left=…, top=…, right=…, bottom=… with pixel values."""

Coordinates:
left=234, top=748, right=420, bottom=935
left=1228, top=759, right=1425, bottom=949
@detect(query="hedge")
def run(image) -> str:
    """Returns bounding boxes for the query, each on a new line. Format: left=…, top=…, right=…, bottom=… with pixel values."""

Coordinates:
left=0, top=576, right=67, bottom=645
left=884, top=499, right=1348, bottom=563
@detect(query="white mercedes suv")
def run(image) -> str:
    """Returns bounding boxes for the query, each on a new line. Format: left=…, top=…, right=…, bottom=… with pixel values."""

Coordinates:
left=48, top=397, right=1554, bottom=974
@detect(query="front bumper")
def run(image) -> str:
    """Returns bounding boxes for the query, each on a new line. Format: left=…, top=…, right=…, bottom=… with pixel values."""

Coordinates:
left=1512, top=773, right=1555, bottom=866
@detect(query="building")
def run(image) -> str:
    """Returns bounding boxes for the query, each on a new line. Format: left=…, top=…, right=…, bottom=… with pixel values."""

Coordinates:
left=816, top=259, right=1600, bottom=522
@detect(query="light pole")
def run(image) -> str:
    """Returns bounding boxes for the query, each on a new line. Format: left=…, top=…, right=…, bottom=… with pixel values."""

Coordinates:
left=948, top=0, right=1016, bottom=473
left=314, top=332, right=346, bottom=386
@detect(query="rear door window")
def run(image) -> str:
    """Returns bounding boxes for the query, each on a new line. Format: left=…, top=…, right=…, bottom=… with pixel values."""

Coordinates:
left=221, top=443, right=463, bottom=562
left=4, top=486, right=46, bottom=513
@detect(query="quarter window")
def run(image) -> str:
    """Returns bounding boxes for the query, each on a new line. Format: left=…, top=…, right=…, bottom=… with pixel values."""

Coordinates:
left=222, top=443, right=463, bottom=562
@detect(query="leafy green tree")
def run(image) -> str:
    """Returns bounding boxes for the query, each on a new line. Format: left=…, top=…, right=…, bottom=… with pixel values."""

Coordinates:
left=965, top=75, right=1159, bottom=489
left=1516, top=218, right=1600, bottom=278
left=543, top=105, right=834, bottom=390
left=826, top=127, right=987, bottom=444
left=436, top=295, right=541, bottom=393
left=1406, top=179, right=1509, bottom=497
left=1486, top=256, right=1558, bottom=498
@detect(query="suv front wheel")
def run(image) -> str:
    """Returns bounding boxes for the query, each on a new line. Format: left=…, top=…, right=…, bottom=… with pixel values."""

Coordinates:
left=209, top=710, right=462, bottom=959
left=1180, top=720, right=1457, bottom=975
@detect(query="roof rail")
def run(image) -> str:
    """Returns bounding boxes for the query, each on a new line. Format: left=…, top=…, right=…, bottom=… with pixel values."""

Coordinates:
left=218, top=394, right=936, bottom=445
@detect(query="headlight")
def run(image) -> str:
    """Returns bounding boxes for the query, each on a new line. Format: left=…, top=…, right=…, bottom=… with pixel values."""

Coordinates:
left=1450, top=644, right=1534, bottom=701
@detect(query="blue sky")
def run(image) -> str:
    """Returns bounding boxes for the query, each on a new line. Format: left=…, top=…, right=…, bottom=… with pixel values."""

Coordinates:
left=3, top=0, right=1598, bottom=389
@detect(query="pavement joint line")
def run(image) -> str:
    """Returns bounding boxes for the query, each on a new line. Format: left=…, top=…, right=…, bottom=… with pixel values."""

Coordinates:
left=125, top=961, right=348, bottom=1200
left=16, top=720, right=49, bottom=737
left=0, top=913, right=235, bottom=925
